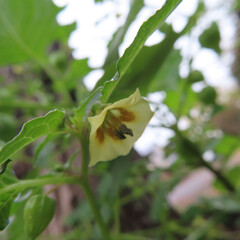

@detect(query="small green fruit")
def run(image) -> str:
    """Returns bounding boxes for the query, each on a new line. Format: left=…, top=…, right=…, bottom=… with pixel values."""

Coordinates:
left=199, top=22, right=221, bottom=54
left=197, top=86, right=217, bottom=105
left=188, top=70, right=204, bottom=83
left=24, top=194, right=56, bottom=240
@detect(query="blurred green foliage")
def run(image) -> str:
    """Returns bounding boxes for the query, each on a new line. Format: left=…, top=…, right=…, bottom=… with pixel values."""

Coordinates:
left=0, top=0, right=240, bottom=239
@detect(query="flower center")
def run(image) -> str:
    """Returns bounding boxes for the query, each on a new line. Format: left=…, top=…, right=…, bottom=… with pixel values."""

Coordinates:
left=96, top=108, right=135, bottom=143
left=114, top=123, right=133, bottom=139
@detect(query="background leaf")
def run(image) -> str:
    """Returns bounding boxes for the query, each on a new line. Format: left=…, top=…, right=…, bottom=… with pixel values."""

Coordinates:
left=199, top=22, right=221, bottom=54
left=24, top=194, right=56, bottom=240
left=104, top=0, right=144, bottom=67
left=0, top=109, right=65, bottom=164
left=117, top=0, right=182, bottom=77
left=0, top=0, right=74, bottom=66
left=0, top=169, right=18, bottom=230
left=73, top=87, right=103, bottom=127
left=95, top=0, right=183, bottom=102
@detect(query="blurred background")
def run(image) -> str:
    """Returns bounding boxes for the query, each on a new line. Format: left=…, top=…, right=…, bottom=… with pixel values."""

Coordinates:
left=1, top=0, right=240, bottom=239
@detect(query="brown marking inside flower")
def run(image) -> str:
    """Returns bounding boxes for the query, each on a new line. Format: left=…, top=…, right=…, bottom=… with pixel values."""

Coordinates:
left=105, top=126, right=120, bottom=140
left=96, top=127, right=104, bottom=143
left=107, top=113, right=122, bottom=126
left=117, top=108, right=135, bottom=122
left=95, top=108, right=135, bottom=143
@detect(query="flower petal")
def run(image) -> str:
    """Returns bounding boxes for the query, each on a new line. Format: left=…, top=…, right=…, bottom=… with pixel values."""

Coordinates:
left=88, top=89, right=154, bottom=166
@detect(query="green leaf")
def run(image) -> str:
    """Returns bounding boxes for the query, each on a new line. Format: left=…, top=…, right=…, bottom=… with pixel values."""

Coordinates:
left=73, top=87, right=103, bottom=127
left=0, top=193, right=15, bottom=230
left=33, top=133, right=59, bottom=164
left=0, top=169, right=18, bottom=187
left=5, top=199, right=28, bottom=240
left=0, top=113, right=17, bottom=142
left=49, top=50, right=68, bottom=72
left=110, top=154, right=132, bottom=192
left=150, top=187, right=169, bottom=222
left=203, top=195, right=240, bottom=213
left=0, top=159, right=12, bottom=174
left=104, top=0, right=144, bottom=67
left=117, top=0, right=182, bottom=77
left=64, top=58, right=92, bottom=91
left=148, top=49, right=182, bottom=92
left=96, top=0, right=182, bottom=102
left=109, top=29, right=181, bottom=101
left=214, top=135, right=240, bottom=157
left=0, top=169, right=18, bottom=230
left=101, top=80, right=118, bottom=103
left=0, top=109, right=65, bottom=165
left=24, top=194, right=56, bottom=239
left=95, top=1, right=144, bottom=93
left=64, top=150, right=80, bottom=169
left=0, top=0, right=75, bottom=66
left=226, top=167, right=240, bottom=188
left=197, top=86, right=217, bottom=105
left=199, top=22, right=221, bottom=54
left=164, top=80, right=197, bottom=116
left=110, top=2, right=205, bottom=101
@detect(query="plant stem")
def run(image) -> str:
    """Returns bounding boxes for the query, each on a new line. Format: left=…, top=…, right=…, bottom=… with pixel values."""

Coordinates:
left=80, top=135, right=89, bottom=179
left=79, top=135, right=110, bottom=240
left=200, top=159, right=235, bottom=193
left=114, top=192, right=120, bottom=238
left=173, top=126, right=235, bottom=193
left=0, top=174, right=81, bottom=195
left=82, top=181, right=110, bottom=239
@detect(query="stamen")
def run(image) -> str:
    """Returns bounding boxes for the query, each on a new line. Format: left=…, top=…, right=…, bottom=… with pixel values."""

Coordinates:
left=114, top=129, right=126, bottom=139
left=118, top=124, right=133, bottom=136
left=114, top=124, right=133, bottom=140
left=95, top=109, right=135, bottom=142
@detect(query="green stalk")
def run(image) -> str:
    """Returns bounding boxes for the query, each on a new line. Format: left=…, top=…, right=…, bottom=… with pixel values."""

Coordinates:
left=0, top=174, right=81, bottom=195
left=79, top=135, right=110, bottom=240
left=80, top=135, right=89, bottom=179
left=114, top=192, right=120, bottom=238
left=81, top=181, right=110, bottom=240
left=173, top=126, right=235, bottom=193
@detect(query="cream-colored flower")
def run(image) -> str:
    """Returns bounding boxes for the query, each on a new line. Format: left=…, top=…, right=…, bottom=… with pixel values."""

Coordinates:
left=88, top=89, right=154, bottom=166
